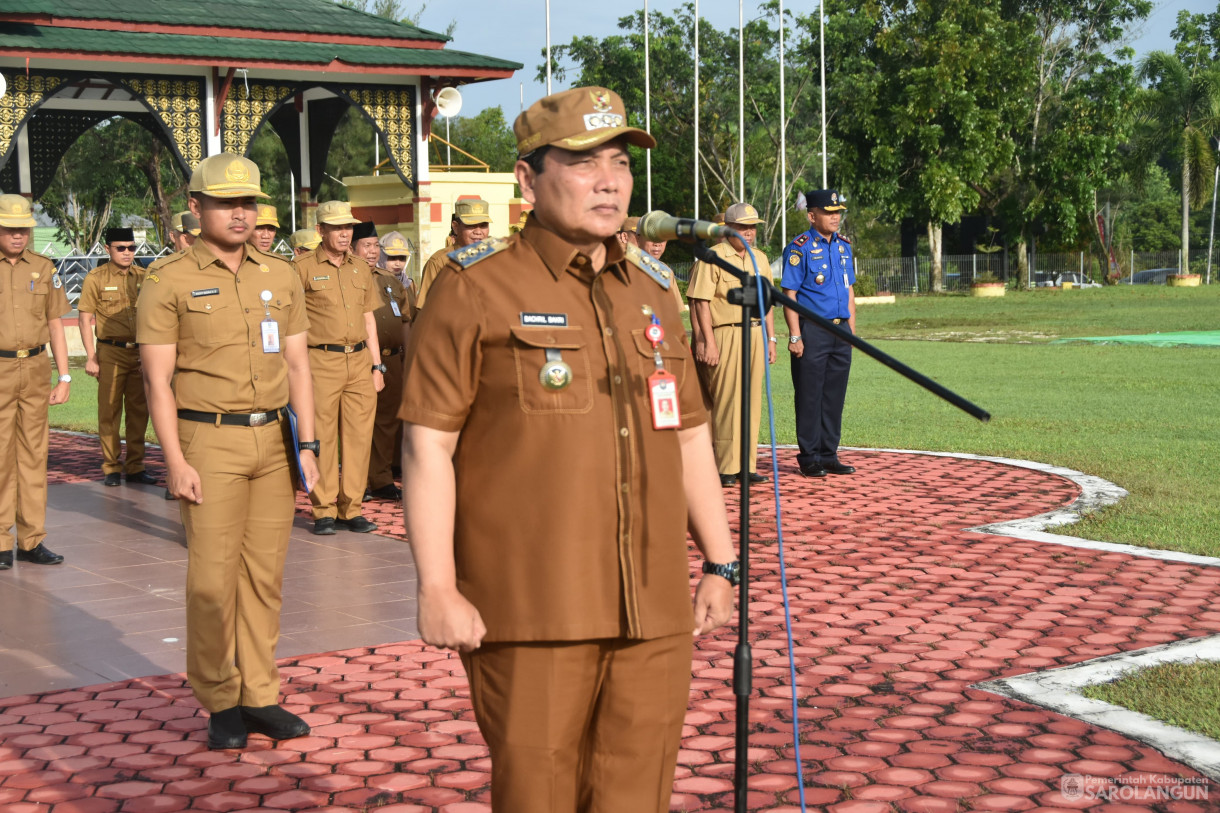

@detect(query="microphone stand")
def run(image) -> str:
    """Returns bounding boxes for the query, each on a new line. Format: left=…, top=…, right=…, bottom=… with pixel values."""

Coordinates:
left=686, top=238, right=988, bottom=813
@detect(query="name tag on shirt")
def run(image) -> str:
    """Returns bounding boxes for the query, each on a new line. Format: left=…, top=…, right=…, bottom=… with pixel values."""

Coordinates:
left=844, top=273, right=850, bottom=286
left=103, top=286, right=119, bottom=291
left=191, top=288, right=220, bottom=297
left=520, top=312, right=568, bottom=326
left=261, top=319, right=281, bottom=353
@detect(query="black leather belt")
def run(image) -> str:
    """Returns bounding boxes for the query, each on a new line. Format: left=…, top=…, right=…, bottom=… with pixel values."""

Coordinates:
left=97, top=338, right=138, bottom=349
left=0, top=346, right=44, bottom=359
left=381, top=346, right=403, bottom=357
left=713, top=320, right=763, bottom=328
left=178, top=408, right=285, bottom=427
left=310, top=341, right=366, bottom=354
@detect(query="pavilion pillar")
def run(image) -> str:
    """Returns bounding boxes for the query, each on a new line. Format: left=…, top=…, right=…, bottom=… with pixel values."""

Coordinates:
left=15, top=124, right=31, bottom=197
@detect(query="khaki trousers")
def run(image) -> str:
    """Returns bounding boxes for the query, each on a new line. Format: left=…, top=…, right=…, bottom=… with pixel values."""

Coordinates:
left=461, top=633, right=693, bottom=813
left=0, top=355, right=51, bottom=552
left=96, top=342, right=148, bottom=475
left=179, top=418, right=295, bottom=712
left=366, top=351, right=403, bottom=490
left=308, top=348, right=376, bottom=520
left=707, top=324, right=764, bottom=475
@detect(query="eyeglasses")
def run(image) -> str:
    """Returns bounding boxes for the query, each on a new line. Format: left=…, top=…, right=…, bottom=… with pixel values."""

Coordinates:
left=112, top=245, right=137, bottom=252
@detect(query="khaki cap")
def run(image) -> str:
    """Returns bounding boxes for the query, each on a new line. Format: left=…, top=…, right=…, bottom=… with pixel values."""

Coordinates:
left=315, top=200, right=360, bottom=226
left=289, top=228, right=322, bottom=250
left=621, top=215, right=640, bottom=234
left=724, top=202, right=764, bottom=226
left=514, top=86, right=655, bottom=154
left=508, top=211, right=530, bottom=234
left=170, top=210, right=200, bottom=235
left=188, top=153, right=269, bottom=199
left=454, top=198, right=491, bottom=226
left=711, top=212, right=726, bottom=225
left=256, top=204, right=280, bottom=228
left=0, top=194, right=36, bottom=228
left=381, top=231, right=411, bottom=257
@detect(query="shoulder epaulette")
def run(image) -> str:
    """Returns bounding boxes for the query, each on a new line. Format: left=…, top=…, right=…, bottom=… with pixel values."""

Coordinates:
left=448, top=237, right=509, bottom=269
left=838, top=234, right=851, bottom=245
left=623, top=243, right=672, bottom=290
left=792, top=233, right=810, bottom=248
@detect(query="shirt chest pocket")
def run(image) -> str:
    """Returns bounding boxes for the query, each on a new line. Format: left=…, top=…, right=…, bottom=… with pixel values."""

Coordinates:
left=98, top=291, right=125, bottom=316
left=631, top=330, right=689, bottom=390
left=509, top=325, right=594, bottom=415
left=183, top=297, right=236, bottom=347
left=306, top=275, right=338, bottom=302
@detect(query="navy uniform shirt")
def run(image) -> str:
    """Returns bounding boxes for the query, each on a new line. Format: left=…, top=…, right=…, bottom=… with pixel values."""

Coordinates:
left=780, top=229, right=855, bottom=320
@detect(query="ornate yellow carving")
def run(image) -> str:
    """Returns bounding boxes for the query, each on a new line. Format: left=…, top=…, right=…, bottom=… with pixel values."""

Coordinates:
left=126, top=76, right=205, bottom=166
left=0, top=74, right=64, bottom=161
left=220, top=81, right=294, bottom=157
left=346, top=86, right=414, bottom=185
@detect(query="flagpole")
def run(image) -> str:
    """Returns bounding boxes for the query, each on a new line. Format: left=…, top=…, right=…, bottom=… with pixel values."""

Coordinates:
left=779, top=0, right=787, bottom=246
left=645, top=0, right=652, bottom=211
left=819, top=0, right=827, bottom=186
left=694, top=0, right=700, bottom=220
left=738, top=0, right=745, bottom=200
left=545, top=0, right=552, bottom=95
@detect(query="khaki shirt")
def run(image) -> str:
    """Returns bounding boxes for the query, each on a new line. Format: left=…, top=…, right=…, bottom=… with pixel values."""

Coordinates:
left=77, top=261, right=145, bottom=343
left=1, top=249, right=71, bottom=350
left=370, top=267, right=413, bottom=352
left=293, top=246, right=379, bottom=345
left=415, top=247, right=451, bottom=311
left=136, top=242, right=308, bottom=413
left=400, top=221, right=709, bottom=643
left=686, top=241, right=772, bottom=328
left=148, top=249, right=184, bottom=272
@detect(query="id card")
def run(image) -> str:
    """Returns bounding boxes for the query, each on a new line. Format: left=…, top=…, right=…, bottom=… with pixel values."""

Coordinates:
left=261, top=319, right=281, bottom=353
left=390, top=299, right=402, bottom=317
left=648, top=370, right=682, bottom=429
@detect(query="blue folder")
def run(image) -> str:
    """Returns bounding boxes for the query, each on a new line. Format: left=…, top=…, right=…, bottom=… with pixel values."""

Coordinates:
left=284, top=405, right=311, bottom=494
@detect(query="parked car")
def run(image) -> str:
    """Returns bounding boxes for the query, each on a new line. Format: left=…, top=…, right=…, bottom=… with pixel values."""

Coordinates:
left=1129, top=268, right=1175, bottom=285
left=1034, top=271, right=1101, bottom=288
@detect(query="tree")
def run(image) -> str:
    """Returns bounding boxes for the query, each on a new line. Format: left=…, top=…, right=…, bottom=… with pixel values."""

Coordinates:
left=1135, top=46, right=1220, bottom=275
left=435, top=107, right=518, bottom=172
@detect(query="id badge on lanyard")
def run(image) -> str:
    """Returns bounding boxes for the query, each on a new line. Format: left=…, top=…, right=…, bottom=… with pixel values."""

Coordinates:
left=388, top=286, right=402, bottom=317
left=645, top=315, right=681, bottom=430
left=259, top=290, right=280, bottom=353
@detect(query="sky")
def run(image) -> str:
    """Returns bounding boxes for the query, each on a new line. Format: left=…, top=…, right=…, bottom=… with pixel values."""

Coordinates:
left=414, top=0, right=1218, bottom=117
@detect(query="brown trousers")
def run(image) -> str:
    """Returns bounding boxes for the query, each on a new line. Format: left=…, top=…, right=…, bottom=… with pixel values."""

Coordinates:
left=707, top=324, right=764, bottom=475
left=308, top=348, right=376, bottom=520
left=366, top=351, right=404, bottom=490
left=0, top=355, right=51, bottom=552
left=179, top=418, right=294, bottom=712
left=461, top=633, right=693, bottom=813
left=96, top=342, right=149, bottom=475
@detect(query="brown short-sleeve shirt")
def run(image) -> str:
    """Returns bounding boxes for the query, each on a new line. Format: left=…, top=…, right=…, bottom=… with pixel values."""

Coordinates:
left=1, top=250, right=71, bottom=350
left=371, top=267, right=412, bottom=351
left=686, top=241, right=771, bottom=328
left=414, top=247, right=450, bottom=311
left=292, top=247, right=379, bottom=345
left=400, top=221, right=709, bottom=643
left=136, top=242, right=308, bottom=413
left=77, top=261, right=145, bottom=343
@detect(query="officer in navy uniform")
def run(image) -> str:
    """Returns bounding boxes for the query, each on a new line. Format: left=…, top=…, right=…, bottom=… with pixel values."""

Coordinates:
left=780, top=189, right=856, bottom=477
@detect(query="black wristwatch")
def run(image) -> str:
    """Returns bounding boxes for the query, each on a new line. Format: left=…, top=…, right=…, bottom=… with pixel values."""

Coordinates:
left=371, top=363, right=388, bottom=374
left=298, top=440, right=320, bottom=455
left=702, top=560, right=741, bottom=586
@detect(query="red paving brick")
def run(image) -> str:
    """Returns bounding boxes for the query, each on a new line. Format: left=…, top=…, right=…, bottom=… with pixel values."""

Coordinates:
left=7, top=438, right=1218, bottom=811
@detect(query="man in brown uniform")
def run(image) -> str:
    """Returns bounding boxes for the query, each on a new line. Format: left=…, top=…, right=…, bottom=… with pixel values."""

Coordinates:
left=687, top=202, right=777, bottom=487
left=354, top=227, right=412, bottom=501
left=138, top=153, right=319, bottom=750
left=400, top=87, right=736, bottom=813
left=250, top=204, right=280, bottom=254
left=289, top=229, right=320, bottom=258
left=415, top=198, right=490, bottom=309
left=77, top=227, right=155, bottom=486
left=0, top=195, right=72, bottom=570
left=293, top=201, right=383, bottom=535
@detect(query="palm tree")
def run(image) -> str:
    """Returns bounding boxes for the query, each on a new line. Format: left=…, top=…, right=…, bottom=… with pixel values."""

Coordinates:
left=1136, top=51, right=1220, bottom=276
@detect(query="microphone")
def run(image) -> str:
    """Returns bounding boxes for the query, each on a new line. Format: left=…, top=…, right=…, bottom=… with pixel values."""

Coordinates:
left=637, top=210, right=733, bottom=243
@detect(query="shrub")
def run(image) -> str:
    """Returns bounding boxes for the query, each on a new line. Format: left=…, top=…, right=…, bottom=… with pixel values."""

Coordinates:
left=854, top=274, right=878, bottom=297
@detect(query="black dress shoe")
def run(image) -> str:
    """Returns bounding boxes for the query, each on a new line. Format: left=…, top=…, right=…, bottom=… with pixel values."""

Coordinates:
left=335, top=516, right=377, bottom=533
left=313, top=517, right=336, bottom=536
left=16, top=543, right=64, bottom=565
left=207, top=707, right=247, bottom=749
left=240, top=705, right=310, bottom=740
left=103, top=472, right=121, bottom=487
left=0, top=551, right=12, bottom=570
left=823, top=460, right=856, bottom=475
left=741, top=472, right=769, bottom=484
left=126, top=471, right=159, bottom=485
left=719, top=474, right=738, bottom=487
left=798, top=465, right=827, bottom=478
left=368, top=484, right=402, bottom=501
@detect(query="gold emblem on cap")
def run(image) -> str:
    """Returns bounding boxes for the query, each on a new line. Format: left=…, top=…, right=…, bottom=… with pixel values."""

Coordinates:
left=831, top=192, right=838, bottom=203
left=590, top=90, right=613, bottom=113
left=225, top=160, right=250, bottom=183
left=540, top=360, right=574, bottom=391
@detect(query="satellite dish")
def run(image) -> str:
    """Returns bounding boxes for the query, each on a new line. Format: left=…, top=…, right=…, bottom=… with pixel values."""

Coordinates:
left=0, top=73, right=6, bottom=101
left=435, top=87, right=463, bottom=119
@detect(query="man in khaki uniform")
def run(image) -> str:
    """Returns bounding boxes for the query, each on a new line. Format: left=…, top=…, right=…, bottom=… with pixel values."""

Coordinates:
left=0, top=194, right=72, bottom=570
left=293, top=201, right=383, bottom=535
left=622, top=215, right=687, bottom=315
left=77, top=227, right=154, bottom=486
left=353, top=227, right=412, bottom=501
left=289, top=228, right=321, bottom=258
left=687, top=202, right=776, bottom=487
left=138, top=153, right=320, bottom=750
left=400, top=86, right=736, bottom=813
left=250, top=204, right=280, bottom=254
left=415, top=198, right=490, bottom=309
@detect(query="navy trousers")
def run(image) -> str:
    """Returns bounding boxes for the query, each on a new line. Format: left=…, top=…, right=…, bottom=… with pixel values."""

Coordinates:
left=792, top=319, right=852, bottom=469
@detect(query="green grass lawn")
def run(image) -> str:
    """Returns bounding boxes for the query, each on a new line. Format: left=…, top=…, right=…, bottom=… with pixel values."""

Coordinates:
left=1082, top=661, right=1220, bottom=741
